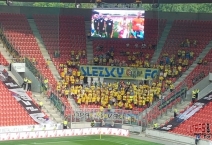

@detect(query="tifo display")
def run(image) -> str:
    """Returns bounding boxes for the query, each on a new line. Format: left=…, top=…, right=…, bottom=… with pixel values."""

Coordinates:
left=91, top=9, right=145, bottom=39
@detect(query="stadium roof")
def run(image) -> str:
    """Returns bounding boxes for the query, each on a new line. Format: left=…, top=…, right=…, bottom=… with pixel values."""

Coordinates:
left=3, top=0, right=211, bottom=3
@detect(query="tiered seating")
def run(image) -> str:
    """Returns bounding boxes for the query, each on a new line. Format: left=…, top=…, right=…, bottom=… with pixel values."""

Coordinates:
left=33, top=14, right=87, bottom=71
left=93, top=19, right=167, bottom=64
left=0, top=53, right=9, bottom=66
left=0, top=81, right=37, bottom=126
left=0, top=13, right=56, bottom=86
left=168, top=49, right=212, bottom=136
left=158, top=20, right=212, bottom=73
left=146, top=49, right=212, bottom=133
left=170, top=101, right=212, bottom=137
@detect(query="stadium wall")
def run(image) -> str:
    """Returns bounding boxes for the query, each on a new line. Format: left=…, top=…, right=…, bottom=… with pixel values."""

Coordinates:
left=146, top=129, right=212, bottom=145
left=0, top=128, right=129, bottom=141
left=0, top=6, right=212, bottom=21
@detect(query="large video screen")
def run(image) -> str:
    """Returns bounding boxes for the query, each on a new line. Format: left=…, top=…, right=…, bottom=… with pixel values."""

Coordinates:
left=91, top=9, right=145, bottom=39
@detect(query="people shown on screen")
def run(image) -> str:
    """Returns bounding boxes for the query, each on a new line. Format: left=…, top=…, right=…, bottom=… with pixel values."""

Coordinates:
left=118, top=15, right=130, bottom=38
left=131, top=25, right=144, bottom=39
left=93, top=14, right=99, bottom=36
left=91, top=10, right=145, bottom=39
left=98, top=13, right=105, bottom=38
left=119, top=25, right=129, bottom=38
left=105, top=15, right=114, bottom=38
left=131, top=11, right=144, bottom=39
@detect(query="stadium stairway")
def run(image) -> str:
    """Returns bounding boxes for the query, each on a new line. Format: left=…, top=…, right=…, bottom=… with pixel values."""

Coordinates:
left=0, top=40, right=12, bottom=64
left=85, top=21, right=93, bottom=63
left=162, top=40, right=212, bottom=98
left=1, top=39, right=63, bottom=123
left=154, top=100, right=191, bottom=127
left=27, top=19, right=60, bottom=82
left=28, top=18, right=80, bottom=114
left=151, top=20, right=173, bottom=63
left=154, top=79, right=212, bottom=127
left=31, top=92, right=63, bottom=123
left=144, top=41, right=212, bottom=127
left=0, top=41, right=21, bottom=84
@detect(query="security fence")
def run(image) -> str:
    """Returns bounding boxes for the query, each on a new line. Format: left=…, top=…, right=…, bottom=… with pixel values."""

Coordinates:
left=47, top=83, right=187, bottom=130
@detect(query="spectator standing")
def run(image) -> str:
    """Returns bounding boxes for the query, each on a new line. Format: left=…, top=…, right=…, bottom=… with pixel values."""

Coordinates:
left=27, top=79, right=32, bottom=91
left=111, top=120, right=115, bottom=128
left=101, top=120, right=105, bottom=127
left=63, top=120, right=68, bottom=129
left=195, top=134, right=200, bottom=145
left=153, top=123, right=158, bottom=129
left=195, top=89, right=200, bottom=99
left=22, top=77, right=28, bottom=90
left=174, top=109, right=178, bottom=117
left=192, top=89, right=196, bottom=103
left=39, top=101, right=43, bottom=110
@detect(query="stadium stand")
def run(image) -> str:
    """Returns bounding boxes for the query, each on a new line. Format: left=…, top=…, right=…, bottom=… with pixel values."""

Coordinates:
left=0, top=13, right=56, bottom=85
left=167, top=49, right=212, bottom=136
left=33, top=14, right=87, bottom=70
left=0, top=80, right=37, bottom=126
left=157, top=20, right=212, bottom=80
left=0, top=13, right=73, bottom=117
left=146, top=49, right=212, bottom=129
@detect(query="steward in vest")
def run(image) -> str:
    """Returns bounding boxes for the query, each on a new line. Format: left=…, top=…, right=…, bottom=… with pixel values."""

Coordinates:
left=43, top=78, right=48, bottom=91
left=192, top=90, right=196, bottom=103
left=91, top=120, right=95, bottom=127
left=195, top=89, right=200, bottom=99
left=22, top=77, right=28, bottom=90
left=39, top=101, right=43, bottom=110
left=174, top=109, right=178, bottom=117
left=63, top=120, right=68, bottom=129
left=153, top=123, right=158, bottom=129
left=27, top=79, right=32, bottom=91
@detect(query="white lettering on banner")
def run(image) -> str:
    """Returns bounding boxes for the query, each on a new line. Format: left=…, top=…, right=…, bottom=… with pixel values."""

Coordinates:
left=30, top=113, right=52, bottom=124
left=178, top=103, right=203, bottom=120
left=22, top=101, right=32, bottom=106
left=0, top=128, right=129, bottom=141
left=0, top=124, right=62, bottom=134
left=161, top=125, right=172, bottom=131
left=26, top=107, right=39, bottom=112
left=5, top=82, right=18, bottom=88
left=9, top=88, right=53, bottom=124
left=204, top=95, right=212, bottom=100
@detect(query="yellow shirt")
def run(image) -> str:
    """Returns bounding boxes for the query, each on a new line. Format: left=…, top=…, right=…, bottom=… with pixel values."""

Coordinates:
left=77, top=71, right=81, bottom=77
left=77, top=98, right=81, bottom=104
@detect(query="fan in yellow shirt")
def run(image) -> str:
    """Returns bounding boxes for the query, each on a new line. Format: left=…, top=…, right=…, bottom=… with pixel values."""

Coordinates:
left=77, top=70, right=81, bottom=77
left=72, top=70, right=77, bottom=76
left=118, top=101, right=123, bottom=109
left=124, top=102, right=129, bottom=109
left=138, top=99, right=142, bottom=108
left=133, top=97, right=138, bottom=107
left=117, top=94, right=122, bottom=102
left=65, top=89, right=69, bottom=98
left=80, top=75, right=84, bottom=81
left=77, top=97, right=82, bottom=105
left=96, top=96, right=100, bottom=105
left=60, top=71, right=65, bottom=79
left=64, top=67, right=68, bottom=74
left=81, top=96, right=85, bottom=104
left=65, top=75, right=69, bottom=83
left=129, top=103, right=133, bottom=110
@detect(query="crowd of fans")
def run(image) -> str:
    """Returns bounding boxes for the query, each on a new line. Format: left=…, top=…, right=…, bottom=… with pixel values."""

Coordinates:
left=30, top=37, right=203, bottom=111
left=93, top=44, right=152, bottom=67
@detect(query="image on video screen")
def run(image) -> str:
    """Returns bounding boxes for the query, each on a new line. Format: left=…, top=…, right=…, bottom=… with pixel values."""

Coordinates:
left=91, top=9, right=145, bottom=39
